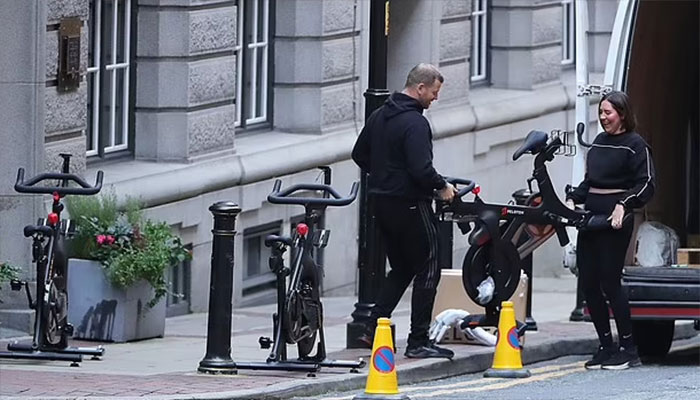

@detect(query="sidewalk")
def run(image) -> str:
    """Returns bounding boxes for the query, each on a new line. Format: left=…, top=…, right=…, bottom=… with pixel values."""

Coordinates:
left=0, top=276, right=695, bottom=400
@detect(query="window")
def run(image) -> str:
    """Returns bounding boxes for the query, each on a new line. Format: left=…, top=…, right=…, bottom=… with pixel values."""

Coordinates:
left=86, top=0, right=133, bottom=158
left=561, top=0, right=575, bottom=65
left=166, top=245, right=192, bottom=317
left=235, top=0, right=272, bottom=128
left=470, top=0, right=489, bottom=83
left=242, top=222, right=280, bottom=302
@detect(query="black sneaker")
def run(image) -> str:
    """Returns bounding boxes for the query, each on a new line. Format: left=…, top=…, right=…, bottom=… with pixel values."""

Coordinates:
left=584, top=346, right=617, bottom=370
left=601, top=346, right=641, bottom=370
left=404, top=343, right=454, bottom=359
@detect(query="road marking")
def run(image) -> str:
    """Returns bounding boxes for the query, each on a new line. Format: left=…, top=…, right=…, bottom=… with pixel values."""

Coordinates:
left=315, top=361, right=585, bottom=400
left=402, top=361, right=584, bottom=393
left=411, top=365, right=585, bottom=398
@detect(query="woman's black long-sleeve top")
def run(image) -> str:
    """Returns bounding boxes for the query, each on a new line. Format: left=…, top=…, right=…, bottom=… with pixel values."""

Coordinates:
left=567, top=130, right=655, bottom=210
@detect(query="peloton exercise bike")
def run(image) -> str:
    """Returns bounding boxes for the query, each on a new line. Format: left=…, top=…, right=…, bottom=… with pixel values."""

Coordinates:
left=0, top=154, right=105, bottom=366
left=235, top=167, right=366, bottom=375
left=437, top=126, right=629, bottom=335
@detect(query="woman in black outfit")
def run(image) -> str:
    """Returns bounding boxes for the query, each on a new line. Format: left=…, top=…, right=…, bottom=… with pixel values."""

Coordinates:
left=567, top=91, right=656, bottom=370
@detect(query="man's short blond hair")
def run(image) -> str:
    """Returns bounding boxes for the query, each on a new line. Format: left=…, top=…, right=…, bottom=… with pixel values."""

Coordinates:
left=404, top=63, right=444, bottom=88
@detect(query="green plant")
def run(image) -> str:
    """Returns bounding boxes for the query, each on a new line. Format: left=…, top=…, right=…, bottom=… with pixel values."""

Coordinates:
left=0, top=262, right=20, bottom=283
left=0, top=262, right=21, bottom=303
left=66, top=193, right=191, bottom=307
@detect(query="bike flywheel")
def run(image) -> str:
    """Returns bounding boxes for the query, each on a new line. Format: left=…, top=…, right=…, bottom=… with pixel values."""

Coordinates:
left=44, top=280, right=68, bottom=348
left=462, top=240, right=521, bottom=308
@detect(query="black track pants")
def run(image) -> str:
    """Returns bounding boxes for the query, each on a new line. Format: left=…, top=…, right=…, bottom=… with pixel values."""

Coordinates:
left=577, top=193, right=635, bottom=348
left=372, top=195, right=441, bottom=348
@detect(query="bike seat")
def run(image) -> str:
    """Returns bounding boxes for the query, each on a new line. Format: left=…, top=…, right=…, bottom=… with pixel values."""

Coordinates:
left=265, top=234, right=292, bottom=247
left=23, top=225, right=53, bottom=238
left=512, top=130, right=548, bottom=161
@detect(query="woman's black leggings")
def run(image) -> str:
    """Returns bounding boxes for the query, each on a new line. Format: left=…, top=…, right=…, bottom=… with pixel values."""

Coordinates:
left=577, top=193, right=635, bottom=348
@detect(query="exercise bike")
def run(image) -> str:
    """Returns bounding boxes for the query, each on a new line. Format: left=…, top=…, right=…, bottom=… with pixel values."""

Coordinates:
left=235, top=168, right=366, bottom=375
left=0, top=154, right=105, bottom=366
left=437, top=128, right=627, bottom=333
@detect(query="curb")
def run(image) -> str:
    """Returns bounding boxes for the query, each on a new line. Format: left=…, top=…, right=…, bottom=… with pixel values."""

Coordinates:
left=2, top=323, right=696, bottom=400
left=229, top=322, right=698, bottom=400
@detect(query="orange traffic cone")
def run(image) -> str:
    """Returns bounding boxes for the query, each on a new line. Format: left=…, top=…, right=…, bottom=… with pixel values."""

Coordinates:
left=484, top=301, right=531, bottom=378
left=353, top=318, right=410, bottom=400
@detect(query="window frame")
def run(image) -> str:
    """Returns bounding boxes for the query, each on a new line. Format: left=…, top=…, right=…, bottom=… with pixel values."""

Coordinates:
left=166, top=244, right=192, bottom=317
left=235, top=0, right=274, bottom=130
left=470, top=0, right=489, bottom=83
left=241, top=221, right=281, bottom=299
left=86, top=0, right=136, bottom=159
left=561, top=0, right=576, bottom=66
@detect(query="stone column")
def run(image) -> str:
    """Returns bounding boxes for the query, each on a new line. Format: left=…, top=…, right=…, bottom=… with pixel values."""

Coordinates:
left=437, top=0, right=472, bottom=102
left=136, top=0, right=236, bottom=161
left=490, top=0, right=563, bottom=90
left=274, top=0, right=361, bottom=133
left=386, top=0, right=439, bottom=92
left=0, top=0, right=46, bottom=330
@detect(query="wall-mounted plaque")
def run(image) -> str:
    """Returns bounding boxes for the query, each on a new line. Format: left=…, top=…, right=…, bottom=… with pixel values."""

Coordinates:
left=58, top=18, right=81, bottom=92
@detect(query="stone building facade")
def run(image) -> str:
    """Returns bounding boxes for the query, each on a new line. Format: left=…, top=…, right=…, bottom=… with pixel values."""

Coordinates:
left=0, top=0, right=619, bottom=331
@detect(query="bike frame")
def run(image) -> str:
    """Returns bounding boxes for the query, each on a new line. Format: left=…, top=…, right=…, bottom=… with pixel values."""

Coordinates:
left=235, top=168, right=364, bottom=375
left=437, top=131, right=589, bottom=330
left=1, top=154, right=105, bottom=365
left=440, top=133, right=587, bottom=258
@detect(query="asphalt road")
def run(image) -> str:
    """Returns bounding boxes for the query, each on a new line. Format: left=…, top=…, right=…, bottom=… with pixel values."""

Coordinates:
left=302, top=336, right=700, bottom=400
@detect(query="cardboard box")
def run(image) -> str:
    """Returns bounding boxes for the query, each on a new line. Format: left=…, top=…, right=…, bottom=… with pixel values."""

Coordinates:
left=677, top=248, right=700, bottom=269
left=432, top=269, right=529, bottom=344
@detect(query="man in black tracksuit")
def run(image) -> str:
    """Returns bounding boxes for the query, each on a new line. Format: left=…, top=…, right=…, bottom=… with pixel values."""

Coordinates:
left=352, top=63, right=457, bottom=359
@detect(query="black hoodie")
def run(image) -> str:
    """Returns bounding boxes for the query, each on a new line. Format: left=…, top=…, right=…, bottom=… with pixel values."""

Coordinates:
left=352, top=92, right=446, bottom=200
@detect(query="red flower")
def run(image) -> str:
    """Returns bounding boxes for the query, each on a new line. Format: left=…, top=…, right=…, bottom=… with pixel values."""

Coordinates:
left=96, top=234, right=106, bottom=245
left=105, top=235, right=115, bottom=245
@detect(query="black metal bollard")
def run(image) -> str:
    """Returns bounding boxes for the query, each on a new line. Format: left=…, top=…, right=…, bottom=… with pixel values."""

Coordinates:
left=198, top=201, right=241, bottom=374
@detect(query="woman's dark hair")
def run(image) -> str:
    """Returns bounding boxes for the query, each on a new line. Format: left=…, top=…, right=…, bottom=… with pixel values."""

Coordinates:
left=600, top=90, right=637, bottom=132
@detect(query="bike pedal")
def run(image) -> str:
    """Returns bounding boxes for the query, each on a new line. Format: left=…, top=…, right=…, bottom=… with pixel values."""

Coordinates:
left=64, top=323, right=74, bottom=336
left=259, top=336, right=272, bottom=349
left=9, top=279, right=24, bottom=291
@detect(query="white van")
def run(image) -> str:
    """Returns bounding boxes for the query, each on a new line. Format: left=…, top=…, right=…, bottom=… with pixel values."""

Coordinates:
left=599, top=0, right=699, bottom=358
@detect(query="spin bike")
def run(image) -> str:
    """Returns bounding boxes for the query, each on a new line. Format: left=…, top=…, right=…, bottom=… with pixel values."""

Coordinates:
left=437, top=129, right=627, bottom=333
left=0, top=154, right=105, bottom=366
left=235, top=168, right=366, bottom=375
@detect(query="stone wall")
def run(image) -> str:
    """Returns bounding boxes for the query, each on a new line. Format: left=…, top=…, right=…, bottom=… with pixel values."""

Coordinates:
left=0, top=0, right=48, bottom=331
left=274, top=0, right=362, bottom=133
left=438, top=0, right=472, bottom=102
left=135, top=0, right=236, bottom=161
left=44, top=0, right=89, bottom=172
left=491, top=0, right=563, bottom=89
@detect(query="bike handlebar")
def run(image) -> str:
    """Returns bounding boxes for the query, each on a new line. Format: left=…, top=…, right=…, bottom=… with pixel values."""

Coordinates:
left=576, top=122, right=593, bottom=148
left=268, top=179, right=359, bottom=207
left=445, top=177, right=477, bottom=197
left=15, top=168, right=104, bottom=196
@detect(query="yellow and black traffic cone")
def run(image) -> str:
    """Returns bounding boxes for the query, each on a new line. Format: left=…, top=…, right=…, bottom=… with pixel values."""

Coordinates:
left=353, top=318, right=410, bottom=400
left=484, top=301, right=531, bottom=378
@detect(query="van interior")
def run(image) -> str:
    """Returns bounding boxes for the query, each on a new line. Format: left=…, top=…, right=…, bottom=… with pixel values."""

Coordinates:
left=626, top=0, right=699, bottom=248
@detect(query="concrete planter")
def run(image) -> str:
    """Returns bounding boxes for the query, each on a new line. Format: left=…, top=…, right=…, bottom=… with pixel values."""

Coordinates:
left=67, top=258, right=166, bottom=342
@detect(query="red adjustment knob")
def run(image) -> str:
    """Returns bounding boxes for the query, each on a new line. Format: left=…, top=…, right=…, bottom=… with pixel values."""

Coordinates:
left=472, top=185, right=481, bottom=195
left=296, top=223, right=309, bottom=237
left=48, top=213, right=59, bottom=226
